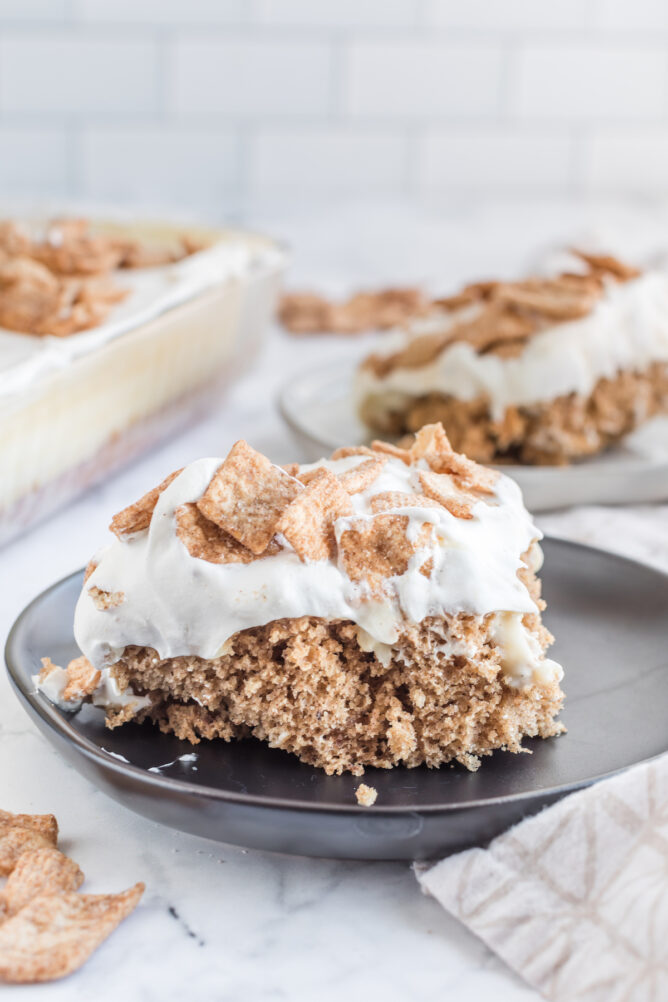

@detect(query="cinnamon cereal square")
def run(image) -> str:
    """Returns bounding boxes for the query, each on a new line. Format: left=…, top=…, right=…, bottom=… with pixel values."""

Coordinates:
left=197, top=441, right=301, bottom=555
left=276, top=469, right=353, bottom=562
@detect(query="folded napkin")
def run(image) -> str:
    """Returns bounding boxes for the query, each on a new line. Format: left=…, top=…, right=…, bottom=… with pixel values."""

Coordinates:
left=417, top=755, right=668, bottom=1002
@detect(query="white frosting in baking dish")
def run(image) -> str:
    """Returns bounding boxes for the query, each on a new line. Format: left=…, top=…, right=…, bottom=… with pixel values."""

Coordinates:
left=355, top=270, right=668, bottom=421
left=73, top=453, right=557, bottom=691
left=0, top=230, right=268, bottom=402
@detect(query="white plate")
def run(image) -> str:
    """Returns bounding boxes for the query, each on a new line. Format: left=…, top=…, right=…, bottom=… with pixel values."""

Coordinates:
left=278, top=361, right=668, bottom=512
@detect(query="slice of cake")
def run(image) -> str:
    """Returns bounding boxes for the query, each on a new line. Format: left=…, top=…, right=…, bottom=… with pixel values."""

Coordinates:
left=355, top=251, right=668, bottom=464
left=38, top=425, right=564, bottom=775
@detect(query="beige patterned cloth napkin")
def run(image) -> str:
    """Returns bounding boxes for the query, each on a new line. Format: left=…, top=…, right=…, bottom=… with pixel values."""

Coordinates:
left=416, top=756, right=668, bottom=1001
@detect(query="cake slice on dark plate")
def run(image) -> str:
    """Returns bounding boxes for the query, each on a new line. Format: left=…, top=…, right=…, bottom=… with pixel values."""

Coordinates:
left=355, top=251, right=668, bottom=465
left=38, top=424, right=564, bottom=775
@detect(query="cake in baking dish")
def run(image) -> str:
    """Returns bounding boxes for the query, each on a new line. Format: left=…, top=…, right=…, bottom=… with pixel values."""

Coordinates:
left=38, top=425, right=564, bottom=774
left=0, top=215, right=284, bottom=544
left=355, top=251, right=668, bottom=465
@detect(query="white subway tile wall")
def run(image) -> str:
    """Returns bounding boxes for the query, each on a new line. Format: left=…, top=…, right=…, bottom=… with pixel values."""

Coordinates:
left=0, top=34, right=159, bottom=115
left=82, top=128, right=240, bottom=203
left=1, top=1, right=668, bottom=210
left=345, top=41, right=504, bottom=119
left=171, top=38, right=333, bottom=117
left=511, top=45, right=668, bottom=121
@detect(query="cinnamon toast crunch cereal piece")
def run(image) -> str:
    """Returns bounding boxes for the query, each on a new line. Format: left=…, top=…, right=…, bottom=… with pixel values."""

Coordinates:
left=197, top=441, right=302, bottom=555
left=338, top=514, right=429, bottom=590
left=37, top=658, right=62, bottom=683
left=0, top=883, right=144, bottom=983
left=409, top=423, right=455, bottom=468
left=61, top=657, right=101, bottom=704
left=419, top=557, right=434, bottom=579
left=371, top=440, right=412, bottom=464
left=37, top=276, right=129, bottom=337
left=441, top=450, right=498, bottom=494
left=450, top=301, right=537, bottom=354
left=0, top=217, right=199, bottom=338
left=176, top=503, right=280, bottom=564
left=37, top=657, right=100, bottom=709
left=573, top=250, right=640, bottom=282
left=277, top=469, right=353, bottom=561
left=88, top=587, right=124, bottom=611
left=277, top=292, right=331, bottom=333
left=32, top=222, right=125, bottom=276
left=279, top=287, right=427, bottom=335
left=110, top=468, right=183, bottom=539
left=0, top=258, right=61, bottom=333
left=495, top=276, right=600, bottom=321
left=417, top=470, right=474, bottom=520
left=363, top=303, right=535, bottom=377
left=1, top=849, right=83, bottom=918
left=83, top=559, right=98, bottom=584
left=334, top=287, right=428, bottom=332
left=330, top=445, right=377, bottom=460
left=336, top=457, right=386, bottom=494
left=0, top=811, right=58, bottom=877
left=0, top=221, right=31, bottom=257
left=369, top=491, right=443, bottom=514
left=296, top=467, right=326, bottom=487
left=411, top=424, right=497, bottom=493
left=366, top=330, right=451, bottom=376
left=117, top=241, right=180, bottom=269
left=433, top=280, right=498, bottom=312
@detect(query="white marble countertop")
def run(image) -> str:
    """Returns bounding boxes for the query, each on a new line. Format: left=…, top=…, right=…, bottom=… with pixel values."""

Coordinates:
left=1, top=203, right=667, bottom=1000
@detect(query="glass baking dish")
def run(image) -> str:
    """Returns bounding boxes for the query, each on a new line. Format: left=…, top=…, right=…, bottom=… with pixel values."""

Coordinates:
left=0, top=219, right=286, bottom=545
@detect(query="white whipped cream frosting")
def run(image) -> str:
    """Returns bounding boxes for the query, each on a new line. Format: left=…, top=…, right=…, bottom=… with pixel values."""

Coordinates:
left=355, top=270, right=668, bottom=421
left=73, top=453, right=556, bottom=692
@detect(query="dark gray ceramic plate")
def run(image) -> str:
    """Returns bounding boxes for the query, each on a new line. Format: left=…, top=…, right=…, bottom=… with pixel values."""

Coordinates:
left=6, top=539, right=668, bottom=861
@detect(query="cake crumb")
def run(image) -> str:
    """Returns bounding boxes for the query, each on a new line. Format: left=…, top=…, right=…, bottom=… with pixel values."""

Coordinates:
left=355, top=784, right=378, bottom=807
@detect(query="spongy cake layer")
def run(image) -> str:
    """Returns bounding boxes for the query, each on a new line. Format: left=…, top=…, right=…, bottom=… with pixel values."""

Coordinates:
left=109, top=607, right=563, bottom=775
